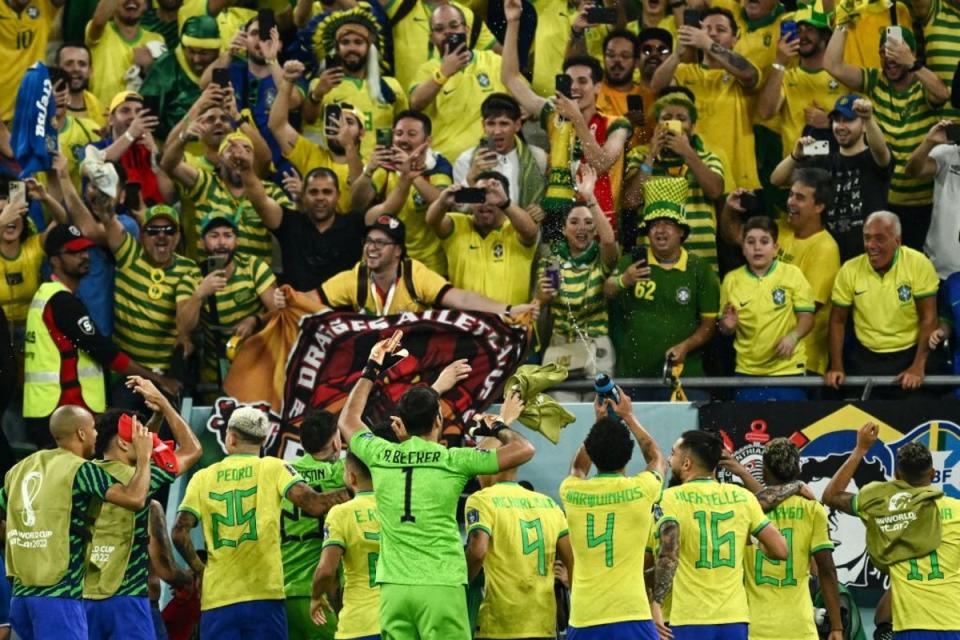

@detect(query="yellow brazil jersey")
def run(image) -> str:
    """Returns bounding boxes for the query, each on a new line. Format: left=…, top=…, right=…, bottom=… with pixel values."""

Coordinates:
left=778, top=67, right=848, bottom=153
left=386, top=0, right=497, bottom=91
left=85, top=21, right=165, bottom=107
left=0, top=0, right=55, bottom=122
left=465, top=482, right=568, bottom=639
left=657, top=478, right=771, bottom=626
left=559, top=471, right=662, bottom=627
left=309, top=75, right=408, bottom=159
left=832, top=246, right=939, bottom=353
left=319, top=258, right=451, bottom=314
left=59, top=116, right=103, bottom=192
left=179, top=0, right=255, bottom=51
left=410, top=50, right=506, bottom=164
left=442, top=213, right=536, bottom=305
left=322, top=492, right=380, bottom=640
left=67, top=91, right=106, bottom=127
left=923, top=0, right=960, bottom=109
left=528, top=0, right=576, bottom=97
left=674, top=63, right=760, bottom=191
left=178, top=454, right=303, bottom=610
left=371, top=165, right=452, bottom=275
left=776, top=222, right=840, bottom=375
left=745, top=496, right=835, bottom=640
left=720, top=259, right=815, bottom=375
left=0, top=234, right=43, bottom=324
left=878, top=496, right=960, bottom=632
left=837, top=0, right=912, bottom=70
left=285, top=135, right=354, bottom=215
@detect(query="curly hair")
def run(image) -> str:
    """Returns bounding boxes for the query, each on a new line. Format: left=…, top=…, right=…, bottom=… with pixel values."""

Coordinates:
left=584, top=417, right=633, bottom=473
left=763, top=438, right=801, bottom=483
left=896, top=441, right=933, bottom=485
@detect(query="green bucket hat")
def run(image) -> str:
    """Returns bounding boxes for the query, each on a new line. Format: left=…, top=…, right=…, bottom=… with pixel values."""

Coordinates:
left=640, top=177, right=690, bottom=240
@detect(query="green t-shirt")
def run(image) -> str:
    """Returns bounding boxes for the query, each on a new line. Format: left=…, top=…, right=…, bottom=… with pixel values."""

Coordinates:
left=0, top=462, right=115, bottom=598
left=349, top=430, right=499, bottom=586
left=281, top=455, right=346, bottom=596
left=610, top=249, right=720, bottom=378
left=140, top=8, right=179, bottom=50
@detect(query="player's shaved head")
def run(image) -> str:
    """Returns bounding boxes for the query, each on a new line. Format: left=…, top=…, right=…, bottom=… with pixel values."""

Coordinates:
left=49, top=405, right=93, bottom=441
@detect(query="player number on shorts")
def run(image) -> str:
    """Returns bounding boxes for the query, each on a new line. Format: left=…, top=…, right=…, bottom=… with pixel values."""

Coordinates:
left=586, top=512, right=615, bottom=568
left=364, top=530, right=381, bottom=587
left=520, top=518, right=547, bottom=576
left=907, top=550, right=944, bottom=581
left=693, top=510, right=735, bottom=569
left=209, top=487, right=258, bottom=549
left=400, top=467, right=416, bottom=523
left=755, top=527, right=796, bottom=586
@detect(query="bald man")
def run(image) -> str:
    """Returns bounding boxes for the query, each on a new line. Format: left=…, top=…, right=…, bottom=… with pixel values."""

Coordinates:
left=0, top=406, right=154, bottom=640
left=464, top=431, right=573, bottom=640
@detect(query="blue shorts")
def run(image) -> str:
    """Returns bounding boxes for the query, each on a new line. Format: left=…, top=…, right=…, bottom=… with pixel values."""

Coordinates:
left=671, top=623, right=748, bottom=640
left=10, top=595, right=87, bottom=640
left=151, top=601, right=169, bottom=640
left=200, top=599, right=287, bottom=639
left=86, top=596, right=154, bottom=640
left=567, top=620, right=658, bottom=640
left=895, top=632, right=960, bottom=639
left=0, top=554, right=10, bottom=626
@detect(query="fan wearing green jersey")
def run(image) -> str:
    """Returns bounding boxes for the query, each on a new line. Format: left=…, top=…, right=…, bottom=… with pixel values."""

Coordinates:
left=338, top=330, right=536, bottom=640
left=281, top=409, right=347, bottom=640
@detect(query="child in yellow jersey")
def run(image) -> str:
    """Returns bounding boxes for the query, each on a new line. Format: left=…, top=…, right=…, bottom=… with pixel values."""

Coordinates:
left=719, top=216, right=815, bottom=401
left=652, top=430, right=788, bottom=640
left=559, top=389, right=667, bottom=640
left=465, top=436, right=572, bottom=640
left=313, top=452, right=381, bottom=640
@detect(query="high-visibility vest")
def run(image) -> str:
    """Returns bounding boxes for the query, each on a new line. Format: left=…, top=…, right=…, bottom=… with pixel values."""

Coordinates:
left=23, top=281, right=106, bottom=418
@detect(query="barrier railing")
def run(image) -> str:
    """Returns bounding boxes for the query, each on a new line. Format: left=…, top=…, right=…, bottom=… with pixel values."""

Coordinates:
left=550, top=375, right=960, bottom=389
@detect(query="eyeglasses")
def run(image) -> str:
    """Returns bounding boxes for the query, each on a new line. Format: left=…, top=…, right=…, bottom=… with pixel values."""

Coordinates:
left=364, top=238, right=397, bottom=249
left=430, top=20, right=464, bottom=33
left=641, top=44, right=672, bottom=56
left=604, top=51, right=636, bottom=61
left=144, top=225, right=177, bottom=237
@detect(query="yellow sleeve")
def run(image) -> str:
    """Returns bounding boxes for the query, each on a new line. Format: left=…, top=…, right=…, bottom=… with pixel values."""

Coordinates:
left=464, top=494, right=493, bottom=537
left=673, top=63, right=699, bottom=86
left=320, top=268, right=360, bottom=307
left=273, top=458, right=304, bottom=498
left=809, top=502, right=834, bottom=554
left=476, top=18, right=497, bottom=51
left=286, top=135, right=324, bottom=174
left=175, top=263, right=201, bottom=304
left=429, top=170, right=453, bottom=188
left=719, top=271, right=733, bottom=310
left=746, top=493, right=771, bottom=536
left=409, top=59, right=440, bottom=95
left=805, top=239, right=840, bottom=306
left=252, top=258, right=276, bottom=297
left=637, top=470, right=664, bottom=503
left=114, top=232, right=137, bottom=268
left=178, top=470, right=204, bottom=520
left=386, top=77, right=409, bottom=112
left=914, top=253, right=939, bottom=299
left=657, top=489, right=680, bottom=525
left=84, top=20, right=102, bottom=46
left=322, top=504, right=347, bottom=548
left=831, top=262, right=854, bottom=307
left=411, top=260, right=452, bottom=304
left=792, top=268, right=815, bottom=313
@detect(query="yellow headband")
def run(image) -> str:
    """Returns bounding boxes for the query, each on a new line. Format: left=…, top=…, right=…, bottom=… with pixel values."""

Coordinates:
left=218, top=131, right=253, bottom=155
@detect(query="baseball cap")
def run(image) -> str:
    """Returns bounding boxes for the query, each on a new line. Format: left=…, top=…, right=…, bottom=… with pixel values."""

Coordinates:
left=117, top=413, right=180, bottom=474
left=143, top=204, right=180, bottom=227
left=366, top=214, right=405, bottom=247
left=829, top=93, right=863, bottom=120
left=228, top=406, right=271, bottom=439
left=108, top=90, right=143, bottom=114
left=44, top=224, right=95, bottom=256
left=638, top=27, right=673, bottom=49
left=200, top=211, right=239, bottom=235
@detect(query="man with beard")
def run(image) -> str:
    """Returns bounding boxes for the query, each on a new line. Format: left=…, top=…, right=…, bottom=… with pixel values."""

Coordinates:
left=178, top=211, right=280, bottom=386
left=410, top=4, right=507, bottom=164
left=240, top=147, right=366, bottom=291
left=771, top=95, right=892, bottom=262
left=757, top=6, right=847, bottom=156
left=425, top=172, right=539, bottom=305
left=86, top=0, right=166, bottom=106
left=824, top=25, right=949, bottom=250
left=352, top=111, right=453, bottom=275
left=141, top=15, right=223, bottom=140
left=142, top=0, right=183, bottom=50
left=55, top=43, right=106, bottom=128
left=163, top=130, right=291, bottom=262
left=22, top=225, right=172, bottom=448
left=304, top=6, right=407, bottom=159
left=637, top=28, right=672, bottom=87
left=0, top=0, right=63, bottom=123
left=270, top=60, right=364, bottom=215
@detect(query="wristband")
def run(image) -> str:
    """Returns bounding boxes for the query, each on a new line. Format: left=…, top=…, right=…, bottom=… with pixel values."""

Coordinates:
left=265, top=58, right=279, bottom=66
left=786, top=330, right=799, bottom=343
left=616, top=274, right=627, bottom=290
left=360, top=366, right=380, bottom=382
left=497, top=198, right=511, bottom=210
left=124, top=131, right=137, bottom=143
left=252, top=315, right=264, bottom=332
left=639, top=162, right=653, bottom=174
left=433, top=69, right=449, bottom=86
left=790, top=153, right=802, bottom=161
left=771, top=62, right=786, bottom=72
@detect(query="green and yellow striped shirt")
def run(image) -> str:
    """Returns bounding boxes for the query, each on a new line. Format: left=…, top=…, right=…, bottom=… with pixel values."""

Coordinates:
left=537, top=246, right=611, bottom=338
left=183, top=167, right=292, bottom=263
left=113, top=234, right=201, bottom=371
left=201, top=254, right=275, bottom=375
left=922, top=0, right=960, bottom=118
left=863, top=68, right=939, bottom=206
left=626, top=141, right=724, bottom=271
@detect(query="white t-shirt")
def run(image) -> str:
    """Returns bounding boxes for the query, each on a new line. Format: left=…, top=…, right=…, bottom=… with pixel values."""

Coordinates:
left=925, top=143, right=960, bottom=279
left=453, top=142, right=547, bottom=205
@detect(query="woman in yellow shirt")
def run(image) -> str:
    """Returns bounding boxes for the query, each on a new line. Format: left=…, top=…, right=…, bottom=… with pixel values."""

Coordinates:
left=0, top=200, right=44, bottom=339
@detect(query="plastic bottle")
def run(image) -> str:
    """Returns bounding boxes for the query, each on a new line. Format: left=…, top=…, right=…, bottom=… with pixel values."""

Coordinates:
left=594, top=373, right=621, bottom=419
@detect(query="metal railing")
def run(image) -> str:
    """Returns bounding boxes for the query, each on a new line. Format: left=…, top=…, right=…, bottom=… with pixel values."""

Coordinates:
left=551, top=375, right=960, bottom=389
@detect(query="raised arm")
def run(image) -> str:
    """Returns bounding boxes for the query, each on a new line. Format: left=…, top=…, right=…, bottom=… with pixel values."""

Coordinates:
left=103, top=418, right=154, bottom=511
left=270, top=62, right=306, bottom=156
left=148, top=501, right=194, bottom=590
left=126, top=375, right=202, bottom=474
left=719, top=190, right=748, bottom=246
left=338, top=331, right=404, bottom=441
left=682, top=25, right=758, bottom=87
left=424, top=185, right=457, bottom=238
left=239, top=150, right=284, bottom=230
left=906, top=121, right=948, bottom=179
left=569, top=443, right=592, bottom=479
left=854, top=99, right=892, bottom=168
left=823, top=422, right=878, bottom=514
left=501, top=0, right=548, bottom=118
left=824, top=26, right=864, bottom=91
left=88, top=0, right=119, bottom=43
left=651, top=51, right=681, bottom=93
left=886, top=39, right=949, bottom=105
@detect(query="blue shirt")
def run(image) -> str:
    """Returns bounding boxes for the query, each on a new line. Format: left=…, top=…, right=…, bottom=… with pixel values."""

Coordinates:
left=77, top=215, right=139, bottom=336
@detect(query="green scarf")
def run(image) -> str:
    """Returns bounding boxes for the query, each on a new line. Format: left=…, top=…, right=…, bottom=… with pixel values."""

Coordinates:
left=554, top=238, right=600, bottom=267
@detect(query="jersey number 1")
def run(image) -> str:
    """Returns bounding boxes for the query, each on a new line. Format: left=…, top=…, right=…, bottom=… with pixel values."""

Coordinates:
left=400, top=467, right=416, bottom=523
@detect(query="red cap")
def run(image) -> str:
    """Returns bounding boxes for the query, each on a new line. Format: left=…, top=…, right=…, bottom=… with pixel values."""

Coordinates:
left=117, top=413, right=180, bottom=474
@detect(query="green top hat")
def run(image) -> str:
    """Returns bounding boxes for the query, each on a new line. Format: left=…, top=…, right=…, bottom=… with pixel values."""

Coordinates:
left=641, top=177, right=690, bottom=240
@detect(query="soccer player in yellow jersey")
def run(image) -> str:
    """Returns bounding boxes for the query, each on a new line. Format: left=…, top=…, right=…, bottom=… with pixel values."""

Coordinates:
left=312, top=452, right=381, bottom=640
left=559, top=389, right=666, bottom=640
left=653, top=430, right=788, bottom=640
left=718, top=216, right=815, bottom=400
left=723, top=440, right=845, bottom=640
left=824, top=422, right=960, bottom=639
left=173, top=407, right=348, bottom=637
left=465, top=436, right=573, bottom=640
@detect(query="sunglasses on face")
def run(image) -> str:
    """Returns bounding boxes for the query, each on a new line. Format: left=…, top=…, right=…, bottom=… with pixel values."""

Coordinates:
left=144, top=225, right=177, bottom=237
left=641, top=45, right=671, bottom=56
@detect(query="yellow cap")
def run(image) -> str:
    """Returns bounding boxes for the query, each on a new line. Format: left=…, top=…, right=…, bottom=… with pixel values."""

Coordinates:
left=108, top=90, right=143, bottom=114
